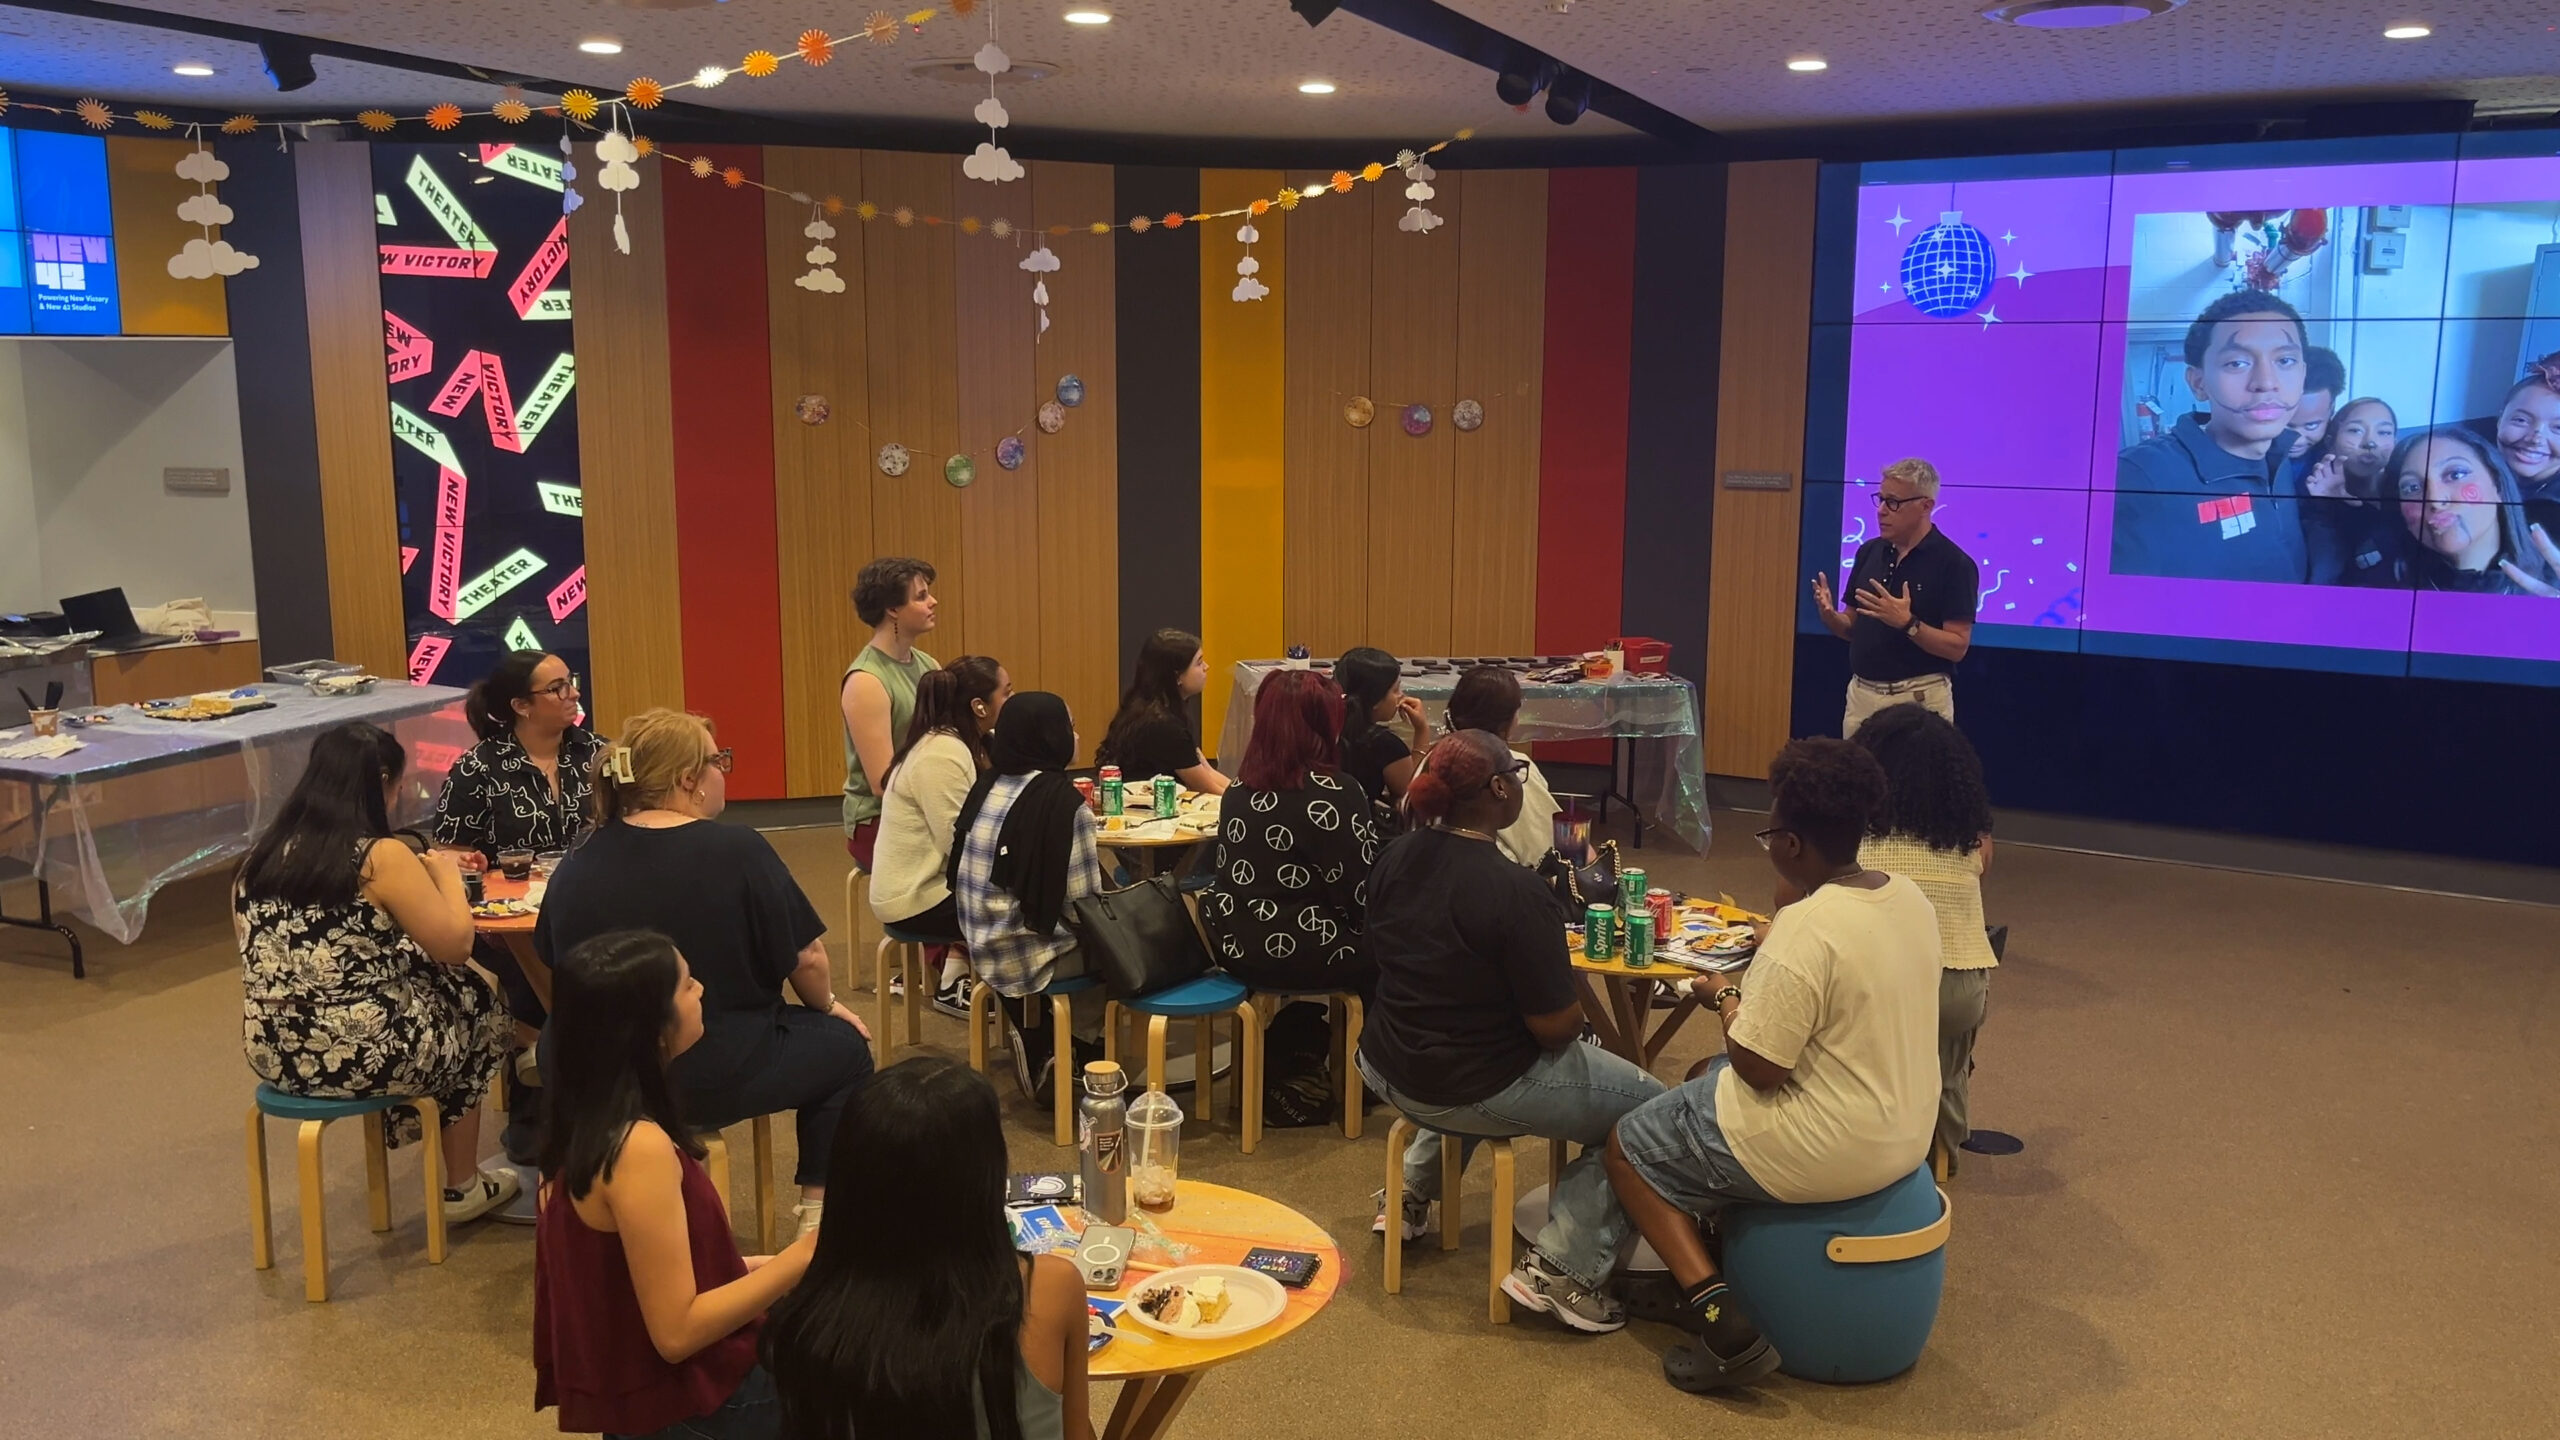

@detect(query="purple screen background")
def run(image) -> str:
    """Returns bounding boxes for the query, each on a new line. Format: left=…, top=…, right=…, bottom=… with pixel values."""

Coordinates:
left=1834, top=152, right=2560, bottom=670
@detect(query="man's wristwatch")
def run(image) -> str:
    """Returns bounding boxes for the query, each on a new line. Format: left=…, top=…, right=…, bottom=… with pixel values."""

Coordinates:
left=1904, top=619, right=1922, bottom=638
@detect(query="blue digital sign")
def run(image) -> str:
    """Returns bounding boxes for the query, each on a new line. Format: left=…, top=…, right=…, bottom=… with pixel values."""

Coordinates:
left=2, top=128, right=120, bottom=335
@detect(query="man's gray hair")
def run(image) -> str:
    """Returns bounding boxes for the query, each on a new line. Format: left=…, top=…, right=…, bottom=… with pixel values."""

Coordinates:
left=1881, top=457, right=1941, bottom=499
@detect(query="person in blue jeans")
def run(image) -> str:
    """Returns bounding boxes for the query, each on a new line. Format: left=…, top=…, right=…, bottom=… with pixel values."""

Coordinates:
left=1605, top=738, right=1941, bottom=1394
left=1354, top=729, right=1666, bottom=1333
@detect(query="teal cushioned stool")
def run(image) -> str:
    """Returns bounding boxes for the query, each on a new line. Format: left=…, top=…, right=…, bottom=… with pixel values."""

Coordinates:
left=1721, top=1165, right=1951, bottom=1383
left=247, top=1084, right=446, bottom=1303
left=968, top=973, right=1104, bottom=1147
left=1103, top=973, right=1263, bottom=1154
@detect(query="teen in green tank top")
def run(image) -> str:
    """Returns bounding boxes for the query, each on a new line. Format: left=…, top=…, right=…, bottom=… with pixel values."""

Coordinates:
left=841, top=558, right=942, bottom=836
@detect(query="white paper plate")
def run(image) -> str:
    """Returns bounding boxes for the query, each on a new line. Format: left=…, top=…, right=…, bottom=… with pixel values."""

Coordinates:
left=1121, top=1264, right=1288, bottom=1340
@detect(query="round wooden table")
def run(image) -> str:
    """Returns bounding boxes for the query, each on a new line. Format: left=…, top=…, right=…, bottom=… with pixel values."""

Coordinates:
left=471, top=873, right=549, bottom=1009
left=1094, top=792, right=1219, bottom=881
left=1079, top=1179, right=1341, bottom=1440
left=1569, top=902, right=1760, bottom=1072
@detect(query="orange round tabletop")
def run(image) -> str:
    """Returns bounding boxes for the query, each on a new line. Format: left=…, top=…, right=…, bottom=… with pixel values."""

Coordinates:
left=472, top=873, right=539, bottom=936
left=1570, top=901, right=1761, bottom=977
left=1081, top=1180, right=1342, bottom=1381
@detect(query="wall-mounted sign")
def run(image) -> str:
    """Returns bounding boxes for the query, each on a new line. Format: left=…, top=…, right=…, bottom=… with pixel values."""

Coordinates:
left=163, top=466, right=231, bottom=496
left=1720, top=470, right=1794, bottom=492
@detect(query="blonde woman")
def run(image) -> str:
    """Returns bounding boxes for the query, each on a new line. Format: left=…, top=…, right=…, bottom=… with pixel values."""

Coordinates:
left=537, top=709, right=873, bottom=1242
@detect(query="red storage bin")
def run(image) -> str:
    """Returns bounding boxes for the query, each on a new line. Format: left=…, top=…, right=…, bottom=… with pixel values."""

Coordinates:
left=1613, top=637, right=1672, bottom=675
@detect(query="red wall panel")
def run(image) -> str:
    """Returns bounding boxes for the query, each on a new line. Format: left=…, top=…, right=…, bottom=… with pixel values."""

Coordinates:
left=661, top=145, right=788, bottom=798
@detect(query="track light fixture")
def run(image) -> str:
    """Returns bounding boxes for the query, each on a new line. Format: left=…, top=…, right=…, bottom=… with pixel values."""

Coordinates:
left=259, top=36, right=316, bottom=92
left=1494, top=54, right=1558, bottom=108
left=1544, top=67, right=1591, bottom=124
left=1289, top=0, right=1343, bottom=26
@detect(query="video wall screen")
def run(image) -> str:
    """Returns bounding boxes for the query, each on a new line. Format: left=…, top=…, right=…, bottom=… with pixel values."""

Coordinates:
left=0, top=127, right=122, bottom=336
left=1802, top=132, right=2560, bottom=686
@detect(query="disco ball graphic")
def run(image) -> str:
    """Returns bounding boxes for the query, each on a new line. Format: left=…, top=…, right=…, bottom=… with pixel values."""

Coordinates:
left=1899, top=210, right=1996, bottom=318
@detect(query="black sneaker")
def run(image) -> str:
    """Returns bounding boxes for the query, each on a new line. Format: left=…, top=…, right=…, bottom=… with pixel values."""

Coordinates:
left=930, top=975, right=973, bottom=1020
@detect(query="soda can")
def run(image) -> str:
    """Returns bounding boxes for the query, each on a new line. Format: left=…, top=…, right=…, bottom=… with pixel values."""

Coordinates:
left=1583, top=904, right=1616, bottom=961
left=1620, top=867, right=1647, bottom=914
left=1647, top=887, right=1675, bottom=938
left=1074, top=776, right=1099, bottom=813
left=1153, top=774, right=1179, bottom=819
left=1098, top=765, right=1124, bottom=816
left=1625, top=911, right=1655, bottom=968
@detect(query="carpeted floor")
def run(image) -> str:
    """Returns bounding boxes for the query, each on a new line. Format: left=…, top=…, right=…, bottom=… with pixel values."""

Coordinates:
left=4, top=809, right=2554, bottom=1438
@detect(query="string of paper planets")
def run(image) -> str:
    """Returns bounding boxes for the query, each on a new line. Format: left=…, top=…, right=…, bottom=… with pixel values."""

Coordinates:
left=808, top=373, right=1089, bottom=486
left=1343, top=397, right=1488, bottom=435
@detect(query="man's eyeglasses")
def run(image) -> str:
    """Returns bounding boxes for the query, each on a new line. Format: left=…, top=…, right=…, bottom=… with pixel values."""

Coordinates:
left=1753, top=826, right=1794, bottom=851
left=705, top=748, right=735, bottom=774
left=1872, top=492, right=1929, bottom=513
left=537, top=673, right=581, bottom=700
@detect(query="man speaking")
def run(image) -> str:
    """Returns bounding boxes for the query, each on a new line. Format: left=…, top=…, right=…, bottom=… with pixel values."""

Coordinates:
left=1811, top=457, right=1978, bottom=735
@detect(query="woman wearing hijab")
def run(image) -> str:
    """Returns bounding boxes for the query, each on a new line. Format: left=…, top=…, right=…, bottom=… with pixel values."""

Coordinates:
left=946, top=692, right=1109, bottom=1104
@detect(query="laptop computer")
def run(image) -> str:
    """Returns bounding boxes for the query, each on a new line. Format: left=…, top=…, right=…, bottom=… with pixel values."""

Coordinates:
left=58, top=587, right=190, bottom=654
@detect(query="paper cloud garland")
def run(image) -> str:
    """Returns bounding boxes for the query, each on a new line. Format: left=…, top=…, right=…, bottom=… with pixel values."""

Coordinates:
left=1231, top=220, right=1267, bottom=303
left=166, top=141, right=257, bottom=279
left=1399, top=156, right=1441, bottom=234
left=1020, top=244, right=1058, bottom=335
left=797, top=211, right=847, bottom=292
left=595, top=127, right=642, bottom=253
left=974, top=95, right=1009, bottom=129
left=964, top=16, right=1018, bottom=185
left=964, top=141, right=1022, bottom=184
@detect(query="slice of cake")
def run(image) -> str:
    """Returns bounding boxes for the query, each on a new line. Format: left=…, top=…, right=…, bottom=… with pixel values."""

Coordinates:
left=1190, top=1275, right=1230, bottom=1326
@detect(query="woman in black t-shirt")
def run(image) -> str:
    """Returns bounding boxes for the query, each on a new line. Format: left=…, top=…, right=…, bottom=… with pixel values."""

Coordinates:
left=1354, top=730, right=1664, bottom=1332
left=1095, top=627, right=1230, bottom=795
left=1202, top=670, right=1379, bottom=997
left=536, top=709, right=874, bottom=1242
left=1333, top=646, right=1431, bottom=829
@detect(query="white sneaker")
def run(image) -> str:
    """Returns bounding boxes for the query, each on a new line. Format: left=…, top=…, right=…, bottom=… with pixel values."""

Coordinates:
left=442, top=1166, right=521, bottom=1225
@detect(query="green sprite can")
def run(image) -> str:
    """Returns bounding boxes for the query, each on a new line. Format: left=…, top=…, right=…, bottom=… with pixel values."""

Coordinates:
left=1624, top=910, right=1654, bottom=968
left=1583, top=904, right=1616, bottom=960
left=1619, top=867, right=1647, bottom=915
left=1098, top=765, right=1124, bottom=816
left=1153, top=774, right=1179, bottom=819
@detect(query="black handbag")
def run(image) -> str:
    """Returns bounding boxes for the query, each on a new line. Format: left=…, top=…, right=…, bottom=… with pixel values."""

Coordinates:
left=1065, top=875, right=1215, bottom=999
left=1539, top=838, right=1623, bottom=916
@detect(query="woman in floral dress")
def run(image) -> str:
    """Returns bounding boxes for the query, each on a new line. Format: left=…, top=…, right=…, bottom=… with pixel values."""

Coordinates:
left=238, top=722, right=518, bottom=1224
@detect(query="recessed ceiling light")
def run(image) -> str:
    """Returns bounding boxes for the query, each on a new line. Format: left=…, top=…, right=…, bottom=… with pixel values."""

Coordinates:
left=1786, top=57, right=1828, bottom=72
left=1298, top=80, right=1336, bottom=94
left=1063, top=9, right=1112, bottom=23
left=1980, top=0, right=2185, bottom=29
left=2382, top=24, right=2431, bottom=39
left=578, top=39, right=624, bottom=55
left=173, top=63, right=216, bottom=77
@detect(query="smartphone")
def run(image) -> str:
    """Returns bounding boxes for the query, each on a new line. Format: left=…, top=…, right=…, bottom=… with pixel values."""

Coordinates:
left=1075, top=1225, right=1137, bottom=1290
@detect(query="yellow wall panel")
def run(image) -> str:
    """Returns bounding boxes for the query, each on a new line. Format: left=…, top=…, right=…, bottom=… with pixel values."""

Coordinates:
left=1197, top=169, right=1286, bottom=751
left=294, top=142, right=404, bottom=679
left=861, top=152, right=967, bottom=658
left=954, top=173, right=1043, bottom=691
left=108, top=138, right=227, bottom=336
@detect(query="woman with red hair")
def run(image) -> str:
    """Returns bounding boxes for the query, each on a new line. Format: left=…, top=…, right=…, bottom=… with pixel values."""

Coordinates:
left=1201, top=671, right=1380, bottom=997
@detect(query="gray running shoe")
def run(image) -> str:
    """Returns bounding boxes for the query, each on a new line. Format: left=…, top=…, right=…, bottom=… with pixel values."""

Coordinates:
left=1500, top=1251, right=1627, bottom=1333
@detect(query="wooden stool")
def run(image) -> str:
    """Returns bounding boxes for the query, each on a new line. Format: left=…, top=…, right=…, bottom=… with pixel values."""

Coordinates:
left=871, top=922, right=935, bottom=1064
left=246, top=1085, right=445, bottom=1303
left=697, top=1114, right=780, bottom=1252
left=968, top=973, right=1103, bottom=1146
left=1103, top=974, right=1264, bottom=1154
left=841, top=866, right=877, bottom=998
left=1253, top=989, right=1366, bottom=1138
left=1381, top=1115, right=1522, bottom=1324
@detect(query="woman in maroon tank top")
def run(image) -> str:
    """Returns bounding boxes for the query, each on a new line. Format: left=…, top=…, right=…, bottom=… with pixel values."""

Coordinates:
left=535, top=931, right=818, bottom=1438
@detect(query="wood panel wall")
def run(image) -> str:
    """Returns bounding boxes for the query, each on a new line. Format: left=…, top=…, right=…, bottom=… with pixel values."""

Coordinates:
left=570, top=148, right=687, bottom=726
left=954, top=173, right=1043, bottom=689
left=1280, top=172, right=1374, bottom=659
left=1364, top=172, right=1465, bottom=657
left=862, top=153, right=967, bottom=658
left=765, top=148, right=873, bottom=796
left=1703, top=160, right=1820, bottom=776
left=295, top=141, right=406, bottom=680
left=1029, top=162, right=1121, bottom=762
left=1448, top=169, right=1547, bottom=657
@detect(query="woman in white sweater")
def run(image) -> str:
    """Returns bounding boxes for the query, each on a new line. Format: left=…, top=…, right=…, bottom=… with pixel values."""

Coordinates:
left=868, top=657, right=1011, bottom=1016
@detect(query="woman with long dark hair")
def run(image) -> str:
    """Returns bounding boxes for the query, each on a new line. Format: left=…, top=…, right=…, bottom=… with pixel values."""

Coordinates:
left=429, top=648, right=604, bottom=1030
left=871, top=657, right=1012, bottom=1016
left=1440, top=666, right=1560, bottom=868
left=947, top=693, right=1107, bottom=1104
left=534, top=929, right=816, bottom=1440
left=764, top=1056, right=1092, bottom=1440
left=1848, top=703, right=1999, bottom=1171
left=238, top=721, right=518, bottom=1223
left=1202, top=670, right=1379, bottom=996
left=2374, top=427, right=2560, bottom=595
left=1094, top=627, right=1228, bottom=796
left=2299, top=396, right=2402, bottom=585
left=1332, top=646, right=1429, bottom=823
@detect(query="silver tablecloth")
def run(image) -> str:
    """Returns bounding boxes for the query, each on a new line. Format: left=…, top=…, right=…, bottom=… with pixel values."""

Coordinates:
left=1213, top=662, right=1710, bottom=853
left=0, top=682, right=470, bottom=944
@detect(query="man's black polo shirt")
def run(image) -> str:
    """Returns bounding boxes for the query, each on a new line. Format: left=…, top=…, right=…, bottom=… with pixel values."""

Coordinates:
left=2111, top=413, right=2308, bottom=584
left=1845, top=525, right=1979, bottom=683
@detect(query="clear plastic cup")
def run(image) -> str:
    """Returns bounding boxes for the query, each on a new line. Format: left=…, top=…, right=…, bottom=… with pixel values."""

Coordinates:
left=1127, top=1088, right=1184, bottom=1212
left=497, top=848, right=534, bottom=881
left=531, top=850, right=567, bottom=882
